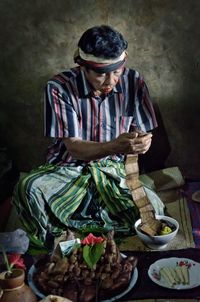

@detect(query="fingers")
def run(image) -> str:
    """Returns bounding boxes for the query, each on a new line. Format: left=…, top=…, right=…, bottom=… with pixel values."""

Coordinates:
left=129, top=133, right=152, bottom=154
left=125, top=132, right=139, bottom=139
left=140, top=138, right=152, bottom=154
left=115, top=131, right=152, bottom=155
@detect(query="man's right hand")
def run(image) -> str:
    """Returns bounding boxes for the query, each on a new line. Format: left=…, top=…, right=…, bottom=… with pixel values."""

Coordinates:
left=112, top=131, right=152, bottom=155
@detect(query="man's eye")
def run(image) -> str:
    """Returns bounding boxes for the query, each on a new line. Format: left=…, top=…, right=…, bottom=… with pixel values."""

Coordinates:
left=96, top=74, right=106, bottom=78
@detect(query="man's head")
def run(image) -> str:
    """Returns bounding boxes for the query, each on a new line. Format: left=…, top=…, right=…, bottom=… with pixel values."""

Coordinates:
left=74, top=25, right=128, bottom=94
left=77, top=25, right=128, bottom=60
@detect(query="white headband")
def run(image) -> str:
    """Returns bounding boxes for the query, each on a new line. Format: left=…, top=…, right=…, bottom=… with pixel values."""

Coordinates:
left=76, top=48, right=127, bottom=64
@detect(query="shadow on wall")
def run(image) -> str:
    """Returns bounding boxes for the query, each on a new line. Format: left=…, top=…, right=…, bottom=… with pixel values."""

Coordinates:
left=0, top=1, right=199, bottom=177
left=139, top=101, right=171, bottom=173
left=0, top=146, right=20, bottom=203
left=12, top=138, right=51, bottom=172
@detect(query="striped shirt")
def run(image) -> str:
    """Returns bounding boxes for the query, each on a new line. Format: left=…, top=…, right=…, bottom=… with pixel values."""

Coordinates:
left=44, top=66, right=157, bottom=165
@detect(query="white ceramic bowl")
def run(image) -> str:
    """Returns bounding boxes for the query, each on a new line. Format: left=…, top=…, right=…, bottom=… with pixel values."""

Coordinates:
left=134, top=215, right=179, bottom=250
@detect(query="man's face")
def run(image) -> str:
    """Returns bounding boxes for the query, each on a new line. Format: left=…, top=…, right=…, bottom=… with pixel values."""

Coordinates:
left=82, top=66, right=124, bottom=95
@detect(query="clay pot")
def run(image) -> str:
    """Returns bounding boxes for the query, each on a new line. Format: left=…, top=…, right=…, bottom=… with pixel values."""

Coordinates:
left=0, top=269, right=37, bottom=302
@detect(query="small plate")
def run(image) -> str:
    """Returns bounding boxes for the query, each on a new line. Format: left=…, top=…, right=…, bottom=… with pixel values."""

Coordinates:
left=148, top=257, right=200, bottom=289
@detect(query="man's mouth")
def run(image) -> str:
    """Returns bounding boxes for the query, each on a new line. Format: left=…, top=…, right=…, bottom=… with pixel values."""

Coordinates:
left=102, top=87, right=113, bottom=93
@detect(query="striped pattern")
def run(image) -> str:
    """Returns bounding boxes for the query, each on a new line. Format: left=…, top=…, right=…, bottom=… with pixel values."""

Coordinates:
left=13, top=160, right=165, bottom=254
left=44, top=66, right=157, bottom=165
left=13, top=67, right=160, bottom=253
left=13, top=160, right=140, bottom=253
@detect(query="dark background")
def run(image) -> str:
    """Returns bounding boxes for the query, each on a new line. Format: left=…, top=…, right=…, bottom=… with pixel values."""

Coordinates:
left=0, top=0, right=200, bottom=178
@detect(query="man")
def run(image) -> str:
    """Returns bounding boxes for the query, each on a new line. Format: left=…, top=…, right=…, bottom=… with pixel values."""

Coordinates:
left=13, top=25, right=164, bottom=253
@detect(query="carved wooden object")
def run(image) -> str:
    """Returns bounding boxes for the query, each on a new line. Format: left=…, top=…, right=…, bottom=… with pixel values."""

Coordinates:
left=125, top=154, right=161, bottom=236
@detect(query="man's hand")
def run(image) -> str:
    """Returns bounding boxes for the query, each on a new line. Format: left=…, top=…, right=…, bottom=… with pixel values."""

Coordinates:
left=113, top=131, right=152, bottom=155
left=63, top=131, right=152, bottom=161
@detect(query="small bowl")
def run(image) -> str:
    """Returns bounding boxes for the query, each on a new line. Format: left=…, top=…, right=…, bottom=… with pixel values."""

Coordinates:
left=134, top=215, right=179, bottom=250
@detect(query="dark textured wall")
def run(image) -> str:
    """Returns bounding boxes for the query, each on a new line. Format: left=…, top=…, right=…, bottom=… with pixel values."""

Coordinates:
left=0, top=0, right=200, bottom=178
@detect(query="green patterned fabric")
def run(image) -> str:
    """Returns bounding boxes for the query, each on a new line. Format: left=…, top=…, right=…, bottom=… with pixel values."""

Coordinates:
left=13, top=160, right=165, bottom=254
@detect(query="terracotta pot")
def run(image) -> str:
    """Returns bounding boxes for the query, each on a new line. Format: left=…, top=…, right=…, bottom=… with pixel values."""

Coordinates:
left=0, top=269, right=37, bottom=302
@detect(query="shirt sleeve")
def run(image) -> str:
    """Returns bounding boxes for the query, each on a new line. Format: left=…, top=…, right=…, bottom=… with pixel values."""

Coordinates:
left=134, top=75, right=158, bottom=132
left=44, top=81, right=80, bottom=138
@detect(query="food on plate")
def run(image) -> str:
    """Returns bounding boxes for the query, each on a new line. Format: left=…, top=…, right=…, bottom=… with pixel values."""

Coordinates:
left=159, top=262, right=190, bottom=287
left=33, top=230, right=138, bottom=302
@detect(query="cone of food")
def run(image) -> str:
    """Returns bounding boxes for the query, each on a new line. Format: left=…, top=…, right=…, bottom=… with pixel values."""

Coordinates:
left=33, top=230, right=138, bottom=302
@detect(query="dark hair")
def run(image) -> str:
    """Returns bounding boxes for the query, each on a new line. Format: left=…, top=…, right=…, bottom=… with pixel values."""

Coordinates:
left=78, top=25, right=128, bottom=59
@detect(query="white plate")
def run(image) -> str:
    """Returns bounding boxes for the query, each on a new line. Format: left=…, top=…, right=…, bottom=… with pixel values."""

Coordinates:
left=148, top=257, right=200, bottom=290
left=102, top=267, right=138, bottom=302
left=28, top=259, right=138, bottom=300
left=28, top=264, right=45, bottom=298
left=192, top=190, right=200, bottom=202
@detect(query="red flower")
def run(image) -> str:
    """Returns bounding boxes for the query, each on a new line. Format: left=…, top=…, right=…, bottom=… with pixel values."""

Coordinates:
left=81, top=233, right=104, bottom=245
left=178, top=260, right=192, bottom=268
left=178, top=261, right=186, bottom=267
left=7, top=254, right=26, bottom=270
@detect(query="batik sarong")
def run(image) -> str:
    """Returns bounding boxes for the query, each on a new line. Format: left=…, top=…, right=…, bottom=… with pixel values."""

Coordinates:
left=13, top=159, right=164, bottom=254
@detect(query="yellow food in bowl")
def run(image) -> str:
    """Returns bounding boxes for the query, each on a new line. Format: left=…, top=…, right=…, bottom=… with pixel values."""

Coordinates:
left=159, top=226, right=173, bottom=235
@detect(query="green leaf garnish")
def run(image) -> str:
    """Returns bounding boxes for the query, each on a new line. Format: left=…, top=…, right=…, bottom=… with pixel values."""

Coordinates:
left=83, top=243, right=104, bottom=270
